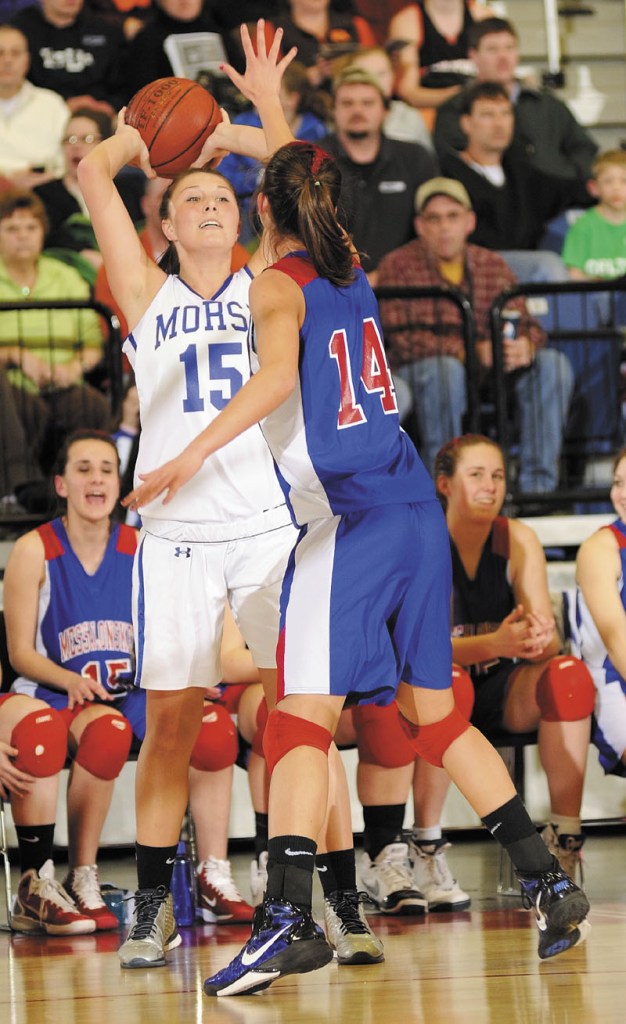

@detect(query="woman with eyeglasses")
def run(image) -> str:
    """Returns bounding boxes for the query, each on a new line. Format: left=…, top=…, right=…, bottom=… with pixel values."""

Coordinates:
left=34, top=107, right=144, bottom=285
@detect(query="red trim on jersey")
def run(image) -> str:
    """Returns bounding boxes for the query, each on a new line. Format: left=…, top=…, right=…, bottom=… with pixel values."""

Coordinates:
left=272, top=254, right=319, bottom=288
left=491, top=516, right=510, bottom=559
left=37, top=522, right=65, bottom=561
left=116, top=523, right=138, bottom=556
left=276, top=626, right=286, bottom=702
left=272, top=252, right=361, bottom=287
left=605, top=523, right=626, bottom=549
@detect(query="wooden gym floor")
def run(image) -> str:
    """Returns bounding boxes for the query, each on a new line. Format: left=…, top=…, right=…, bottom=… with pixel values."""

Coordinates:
left=1, top=831, right=625, bottom=1024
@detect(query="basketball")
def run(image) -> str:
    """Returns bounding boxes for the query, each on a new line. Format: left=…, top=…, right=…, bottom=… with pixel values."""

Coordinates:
left=125, top=78, right=222, bottom=178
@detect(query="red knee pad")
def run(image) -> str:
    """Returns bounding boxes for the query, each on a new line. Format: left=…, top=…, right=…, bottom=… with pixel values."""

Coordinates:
left=263, top=709, right=333, bottom=775
left=251, top=697, right=269, bottom=758
left=74, top=714, right=132, bottom=780
left=190, top=702, right=238, bottom=771
left=452, top=665, right=475, bottom=720
left=11, top=707, right=68, bottom=777
left=353, top=703, right=415, bottom=768
left=399, top=707, right=471, bottom=767
left=536, top=655, right=595, bottom=723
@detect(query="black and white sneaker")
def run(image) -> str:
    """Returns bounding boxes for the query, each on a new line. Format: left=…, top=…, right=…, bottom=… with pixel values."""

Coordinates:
left=359, top=842, right=428, bottom=915
left=517, top=858, right=591, bottom=960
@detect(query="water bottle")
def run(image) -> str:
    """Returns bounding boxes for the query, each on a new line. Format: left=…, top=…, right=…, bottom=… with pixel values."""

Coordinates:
left=502, top=309, right=521, bottom=341
left=170, top=840, right=196, bottom=927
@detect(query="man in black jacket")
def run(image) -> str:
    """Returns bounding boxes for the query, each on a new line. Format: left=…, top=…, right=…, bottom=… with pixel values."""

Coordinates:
left=433, top=17, right=598, bottom=183
left=320, top=65, right=438, bottom=283
left=440, top=82, right=590, bottom=281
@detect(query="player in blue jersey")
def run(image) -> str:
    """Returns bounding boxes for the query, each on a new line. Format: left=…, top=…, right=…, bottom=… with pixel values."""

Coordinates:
left=79, top=22, right=383, bottom=972
left=4, top=429, right=141, bottom=933
left=571, top=446, right=626, bottom=778
left=127, top=139, right=591, bottom=992
left=2, top=429, right=263, bottom=936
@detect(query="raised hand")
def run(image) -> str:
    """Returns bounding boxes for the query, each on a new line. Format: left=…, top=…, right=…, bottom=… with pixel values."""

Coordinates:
left=219, top=20, right=298, bottom=109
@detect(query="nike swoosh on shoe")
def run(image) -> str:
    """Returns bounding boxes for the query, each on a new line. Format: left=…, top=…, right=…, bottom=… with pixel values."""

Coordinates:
left=241, top=924, right=293, bottom=966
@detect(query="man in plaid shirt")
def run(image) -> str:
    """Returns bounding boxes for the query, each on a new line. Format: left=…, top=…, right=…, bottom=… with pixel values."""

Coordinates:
left=377, top=178, right=574, bottom=489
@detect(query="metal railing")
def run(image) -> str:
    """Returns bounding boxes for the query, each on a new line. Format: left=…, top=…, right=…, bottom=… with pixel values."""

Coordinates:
left=489, top=277, right=626, bottom=512
left=374, top=283, right=480, bottom=430
left=0, top=298, right=123, bottom=528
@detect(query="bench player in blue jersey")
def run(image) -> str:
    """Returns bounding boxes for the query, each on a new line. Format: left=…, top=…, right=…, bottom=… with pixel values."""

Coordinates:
left=4, top=429, right=141, bottom=933
left=127, top=138, right=591, bottom=993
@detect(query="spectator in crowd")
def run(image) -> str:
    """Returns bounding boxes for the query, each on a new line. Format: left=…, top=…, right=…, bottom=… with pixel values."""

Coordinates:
left=0, top=366, right=45, bottom=514
left=0, top=189, right=109, bottom=474
left=268, top=0, right=377, bottom=92
left=563, top=149, right=626, bottom=280
left=0, top=25, right=70, bottom=191
left=377, top=177, right=574, bottom=491
left=571, top=445, right=626, bottom=779
left=219, top=60, right=328, bottom=244
left=439, top=82, right=588, bottom=282
left=433, top=17, right=598, bottom=183
left=320, top=64, right=438, bottom=283
left=11, top=0, right=127, bottom=114
left=387, top=0, right=491, bottom=116
left=35, top=107, right=144, bottom=286
left=122, top=0, right=224, bottom=101
left=336, top=45, right=433, bottom=149
left=87, top=0, right=153, bottom=41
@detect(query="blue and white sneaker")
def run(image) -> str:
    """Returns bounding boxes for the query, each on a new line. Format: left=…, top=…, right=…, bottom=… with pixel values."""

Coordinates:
left=203, top=897, right=334, bottom=996
left=517, top=858, right=591, bottom=960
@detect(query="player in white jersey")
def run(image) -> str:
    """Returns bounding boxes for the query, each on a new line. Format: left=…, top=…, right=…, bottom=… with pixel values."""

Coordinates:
left=76, top=23, right=303, bottom=969
left=571, top=446, right=626, bottom=778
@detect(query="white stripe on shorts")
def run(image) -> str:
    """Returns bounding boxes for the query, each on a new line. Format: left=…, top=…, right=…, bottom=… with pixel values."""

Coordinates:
left=282, top=517, right=339, bottom=696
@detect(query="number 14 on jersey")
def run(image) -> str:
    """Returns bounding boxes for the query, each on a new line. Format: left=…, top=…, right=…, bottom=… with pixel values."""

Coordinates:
left=329, top=317, right=398, bottom=428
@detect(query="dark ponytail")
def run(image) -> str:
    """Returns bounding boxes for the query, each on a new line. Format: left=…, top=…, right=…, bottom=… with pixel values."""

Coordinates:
left=260, top=142, right=355, bottom=288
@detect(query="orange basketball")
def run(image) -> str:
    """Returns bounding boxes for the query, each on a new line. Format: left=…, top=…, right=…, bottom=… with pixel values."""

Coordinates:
left=125, top=78, right=222, bottom=178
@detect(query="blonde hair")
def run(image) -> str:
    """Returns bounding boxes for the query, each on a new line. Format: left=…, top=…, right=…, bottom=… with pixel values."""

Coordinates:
left=591, top=149, right=626, bottom=178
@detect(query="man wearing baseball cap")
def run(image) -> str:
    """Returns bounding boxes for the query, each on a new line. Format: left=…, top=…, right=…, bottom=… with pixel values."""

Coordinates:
left=319, top=65, right=438, bottom=282
left=376, top=176, right=574, bottom=490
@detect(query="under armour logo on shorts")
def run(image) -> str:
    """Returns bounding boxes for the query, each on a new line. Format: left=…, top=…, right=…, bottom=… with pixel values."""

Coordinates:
left=174, top=546, right=191, bottom=558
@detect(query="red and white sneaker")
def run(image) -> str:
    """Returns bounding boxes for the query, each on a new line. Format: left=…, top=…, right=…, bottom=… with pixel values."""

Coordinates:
left=63, top=864, right=119, bottom=931
left=11, top=860, right=96, bottom=935
left=197, top=856, right=255, bottom=924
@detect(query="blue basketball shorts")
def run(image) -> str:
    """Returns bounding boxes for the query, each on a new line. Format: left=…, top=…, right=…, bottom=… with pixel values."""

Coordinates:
left=277, top=500, right=453, bottom=704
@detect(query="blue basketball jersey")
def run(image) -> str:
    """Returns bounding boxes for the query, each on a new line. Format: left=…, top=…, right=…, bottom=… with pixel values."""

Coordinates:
left=258, top=252, right=435, bottom=525
left=23, top=518, right=137, bottom=697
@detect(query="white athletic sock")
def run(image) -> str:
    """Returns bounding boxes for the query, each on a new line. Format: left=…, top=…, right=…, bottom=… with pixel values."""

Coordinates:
left=412, top=825, right=443, bottom=843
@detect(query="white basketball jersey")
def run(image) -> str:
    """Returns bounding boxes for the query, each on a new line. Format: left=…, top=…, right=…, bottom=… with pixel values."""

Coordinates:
left=123, top=270, right=288, bottom=535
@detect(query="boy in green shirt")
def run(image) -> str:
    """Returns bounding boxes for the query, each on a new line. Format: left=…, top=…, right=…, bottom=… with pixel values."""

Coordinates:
left=563, top=149, right=626, bottom=280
